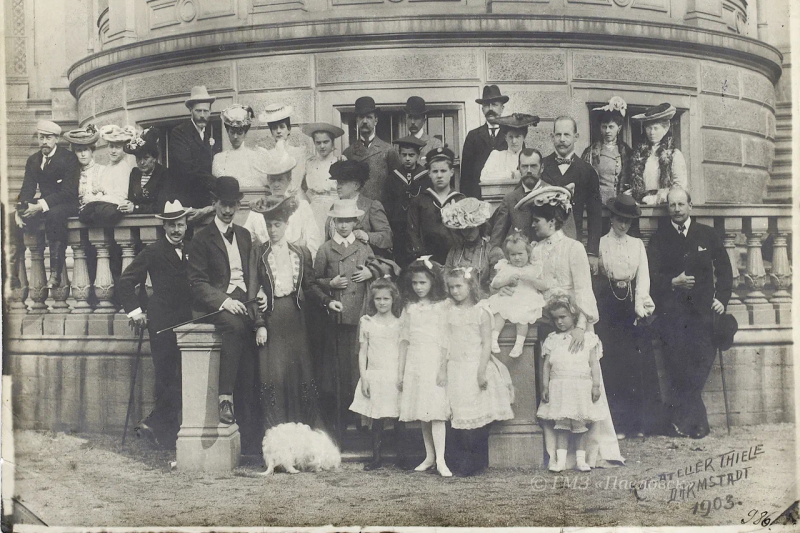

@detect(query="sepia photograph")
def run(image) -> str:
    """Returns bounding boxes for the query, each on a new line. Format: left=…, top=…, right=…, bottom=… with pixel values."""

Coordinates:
left=1, top=0, right=797, bottom=529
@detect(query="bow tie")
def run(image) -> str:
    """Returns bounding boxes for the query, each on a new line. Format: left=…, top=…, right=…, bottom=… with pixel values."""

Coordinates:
left=677, top=224, right=686, bottom=235
left=555, top=156, right=572, bottom=166
left=223, top=227, right=234, bottom=244
left=172, top=241, right=184, bottom=250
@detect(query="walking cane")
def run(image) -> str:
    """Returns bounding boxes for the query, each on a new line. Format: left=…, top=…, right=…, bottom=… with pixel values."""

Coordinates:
left=156, top=298, right=258, bottom=335
left=717, top=347, right=732, bottom=435
left=122, top=327, right=146, bottom=448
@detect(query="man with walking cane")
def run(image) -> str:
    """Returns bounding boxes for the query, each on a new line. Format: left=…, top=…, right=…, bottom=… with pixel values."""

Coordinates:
left=118, top=200, right=193, bottom=449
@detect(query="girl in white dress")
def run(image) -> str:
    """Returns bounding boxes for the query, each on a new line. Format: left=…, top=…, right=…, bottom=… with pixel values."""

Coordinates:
left=397, top=257, right=452, bottom=477
left=301, top=123, right=346, bottom=234
left=350, top=279, right=404, bottom=470
left=443, top=267, right=514, bottom=476
left=537, top=293, right=608, bottom=472
left=486, top=233, right=547, bottom=358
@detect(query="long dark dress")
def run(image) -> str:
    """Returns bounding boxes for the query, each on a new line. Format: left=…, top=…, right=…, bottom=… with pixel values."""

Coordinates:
left=444, top=236, right=503, bottom=297
left=254, top=240, right=331, bottom=430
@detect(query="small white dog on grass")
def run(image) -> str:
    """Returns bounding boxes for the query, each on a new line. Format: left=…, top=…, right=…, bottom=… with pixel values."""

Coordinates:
left=260, top=422, right=341, bottom=475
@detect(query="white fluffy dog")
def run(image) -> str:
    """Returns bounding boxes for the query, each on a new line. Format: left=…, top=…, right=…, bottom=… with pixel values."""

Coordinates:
left=260, top=422, right=341, bottom=475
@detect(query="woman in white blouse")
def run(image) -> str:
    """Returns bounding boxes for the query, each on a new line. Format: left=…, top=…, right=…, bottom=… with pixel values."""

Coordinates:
left=78, top=125, right=135, bottom=226
left=480, top=113, right=539, bottom=182
left=596, top=194, right=663, bottom=440
left=301, top=122, right=345, bottom=234
left=212, top=104, right=269, bottom=190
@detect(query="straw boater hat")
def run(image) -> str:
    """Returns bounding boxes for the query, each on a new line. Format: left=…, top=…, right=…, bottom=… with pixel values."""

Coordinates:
left=605, top=194, right=642, bottom=219
left=36, top=120, right=62, bottom=136
left=592, top=96, right=627, bottom=120
left=441, top=197, right=493, bottom=229
left=259, top=103, right=293, bottom=124
left=515, top=184, right=574, bottom=213
left=301, top=122, right=344, bottom=139
left=185, top=85, right=215, bottom=109
left=251, top=195, right=298, bottom=222
left=475, top=85, right=509, bottom=105
left=100, top=124, right=136, bottom=143
left=124, top=127, right=159, bottom=158
left=393, top=135, right=427, bottom=151
left=221, top=104, right=255, bottom=128
left=328, top=160, right=370, bottom=183
left=328, top=198, right=364, bottom=219
left=155, top=199, right=189, bottom=220
left=631, top=102, right=676, bottom=124
left=490, top=113, right=540, bottom=133
left=211, top=176, right=243, bottom=202
left=63, top=124, right=99, bottom=145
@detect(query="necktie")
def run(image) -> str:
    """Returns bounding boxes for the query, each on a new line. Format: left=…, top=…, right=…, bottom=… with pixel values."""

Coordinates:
left=224, top=227, right=234, bottom=244
left=678, top=224, right=686, bottom=237
left=489, top=128, right=497, bottom=141
left=41, top=156, right=50, bottom=171
left=555, top=157, right=572, bottom=166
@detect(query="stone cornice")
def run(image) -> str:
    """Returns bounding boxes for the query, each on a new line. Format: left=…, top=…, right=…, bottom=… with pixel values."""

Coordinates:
left=67, top=13, right=783, bottom=96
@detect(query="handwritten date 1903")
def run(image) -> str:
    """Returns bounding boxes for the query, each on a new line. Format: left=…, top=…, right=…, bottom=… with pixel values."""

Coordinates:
left=691, top=495, right=736, bottom=516
left=742, top=509, right=774, bottom=527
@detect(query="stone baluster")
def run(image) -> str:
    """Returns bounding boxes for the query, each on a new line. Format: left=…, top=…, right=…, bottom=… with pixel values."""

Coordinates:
left=6, top=237, right=29, bottom=336
left=65, top=227, right=94, bottom=335
left=113, top=226, right=140, bottom=336
left=743, top=217, right=775, bottom=325
left=23, top=229, right=49, bottom=315
left=722, top=216, right=748, bottom=326
left=88, top=227, right=116, bottom=335
left=48, top=243, right=71, bottom=314
left=769, top=216, right=792, bottom=325
left=637, top=213, right=658, bottom=248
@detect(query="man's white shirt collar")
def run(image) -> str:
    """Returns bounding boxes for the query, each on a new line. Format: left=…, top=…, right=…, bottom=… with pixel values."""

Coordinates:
left=558, top=151, right=575, bottom=162
left=333, top=232, right=356, bottom=247
left=361, top=132, right=376, bottom=144
left=413, top=130, right=424, bottom=139
left=41, top=145, right=57, bottom=168
left=192, top=119, right=205, bottom=139
left=671, top=217, right=692, bottom=235
left=214, top=217, right=232, bottom=235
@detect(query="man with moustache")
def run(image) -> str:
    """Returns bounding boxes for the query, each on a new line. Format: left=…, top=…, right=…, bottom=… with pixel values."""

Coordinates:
left=343, top=96, right=401, bottom=205
left=14, top=120, right=81, bottom=289
left=489, top=148, right=546, bottom=248
left=403, top=96, right=442, bottom=167
left=168, top=86, right=221, bottom=221
left=118, top=200, right=192, bottom=448
left=460, top=85, right=511, bottom=199
left=647, top=187, right=732, bottom=439
left=541, top=116, right=603, bottom=273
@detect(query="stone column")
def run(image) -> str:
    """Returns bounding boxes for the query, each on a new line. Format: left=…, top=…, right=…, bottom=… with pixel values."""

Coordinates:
left=768, top=218, right=791, bottom=325
left=6, top=243, right=29, bottom=336
left=88, top=227, right=116, bottom=335
left=684, top=0, right=727, bottom=31
left=23, top=229, right=49, bottom=314
left=175, top=324, right=241, bottom=472
left=722, top=216, right=749, bottom=327
left=65, top=227, right=94, bottom=335
left=743, top=217, right=775, bottom=325
left=113, top=226, right=139, bottom=336
left=637, top=213, right=659, bottom=248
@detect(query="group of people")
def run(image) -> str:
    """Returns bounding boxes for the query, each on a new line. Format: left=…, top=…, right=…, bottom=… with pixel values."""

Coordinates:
left=12, top=82, right=732, bottom=477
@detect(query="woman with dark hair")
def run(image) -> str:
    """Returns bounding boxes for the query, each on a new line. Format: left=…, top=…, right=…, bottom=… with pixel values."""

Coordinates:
left=64, top=125, right=104, bottom=211
left=212, top=104, right=268, bottom=190
left=260, top=103, right=308, bottom=197
left=302, top=122, right=346, bottom=234
left=581, top=97, right=633, bottom=205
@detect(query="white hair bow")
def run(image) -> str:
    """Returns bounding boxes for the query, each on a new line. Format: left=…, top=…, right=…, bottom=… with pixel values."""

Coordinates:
left=419, top=255, right=433, bottom=270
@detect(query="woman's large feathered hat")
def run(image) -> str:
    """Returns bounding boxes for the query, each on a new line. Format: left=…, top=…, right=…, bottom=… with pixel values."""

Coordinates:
left=515, top=184, right=574, bottom=213
left=440, top=197, right=492, bottom=229
left=251, top=195, right=298, bottom=223
left=124, top=127, right=160, bottom=158
left=221, top=104, right=255, bottom=128
left=64, top=124, right=100, bottom=146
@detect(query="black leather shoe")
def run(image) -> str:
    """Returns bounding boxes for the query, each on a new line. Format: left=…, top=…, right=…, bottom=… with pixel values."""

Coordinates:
left=219, top=400, right=235, bottom=425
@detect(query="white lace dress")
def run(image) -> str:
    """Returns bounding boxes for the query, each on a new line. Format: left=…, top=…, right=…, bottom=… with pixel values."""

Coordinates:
left=349, top=315, right=402, bottom=419
left=485, top=259, right=545, bottom=324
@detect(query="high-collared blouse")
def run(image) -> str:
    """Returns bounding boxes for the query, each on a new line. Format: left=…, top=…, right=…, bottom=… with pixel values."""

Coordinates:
left=530, top=229, right=599, bottom=325
left=212, top=144, right=269, bottom=190
left=480, top=149, right=522, bottom=182
left=268, top=239, right=301, bottom=298
left=598, top=231, right=652, bottom=316
left=304, top=153, right=340, bottom=196
left=94, top=158, right=133, bottom=205
left=79, top=160, right=106, bottom=208
left=243, top=192, right=322, bottom=258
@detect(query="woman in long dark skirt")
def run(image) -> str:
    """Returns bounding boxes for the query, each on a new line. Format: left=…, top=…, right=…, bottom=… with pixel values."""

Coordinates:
left=251, top=196, right=342, bottom=431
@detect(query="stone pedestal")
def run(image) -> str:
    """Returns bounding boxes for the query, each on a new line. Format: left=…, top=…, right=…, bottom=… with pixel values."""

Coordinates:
left=489, top=324, right=545, bottom=468
left=175, top=324, right=240, bottom=472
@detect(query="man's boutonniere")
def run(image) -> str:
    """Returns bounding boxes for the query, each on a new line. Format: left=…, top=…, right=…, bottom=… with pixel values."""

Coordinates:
left=209, top=138, right=215, bottom=147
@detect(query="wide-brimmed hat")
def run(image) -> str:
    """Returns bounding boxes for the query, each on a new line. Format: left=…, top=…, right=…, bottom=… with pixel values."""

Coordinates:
left=251, top=195, right=298, bottom=222
left=221, top=104, right=255, bottom=128
left=515, top=184, right=574, bottom=213
left=301, top=122, right=344, bottom=139
left=329, top=199, right=364, bottom=219
left=64, top=124, right=99, bottom=145
left=37, top=120, right=62, bottom=136
left=404, top=96, right=427, bottom=116
left=441, top=197, right=492, bottom=229
left=155, top=199, right=189, bottom=220
left=264, top=148, right=297, bottom=177
left=393, top=135, right=427, bottom=151
left=605, top=194, right=641, bottom=219
left=426, top=146, right=455, bottom=166
left=211, top=176, right=243, bottom=202
left=490, top=113, right=540, bottom=132
left=592, top=96, right=628, bottom=118
left=100, top=124, right=136, bottom=144
left=632, top=102, right=676, bottom=123
left=476, top=85, right=509, bottom=105
left=260, top=103, right=293, bottom=124
left=185, top=85, right=215, bottom=109
left=329, top=160, right=370, bottom=183
left=713, top=313, right=738, bottom=351
left=124, top=127, right=160, bottom=158
left=354, top=96, right=378, bottom=115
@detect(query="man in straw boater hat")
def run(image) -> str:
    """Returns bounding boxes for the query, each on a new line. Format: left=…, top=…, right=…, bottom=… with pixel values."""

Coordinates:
left=117, top=200, right=193, bottom=448
left=342, top=96, right=402, bottom=204
left=123, top=127, right=171, bottom=215
left=460, top=85, right=511, bottom=199
left=403, top=96, right=442, bottom=167
left=168, top=85, right=221, bottom=221
left=186, top=176, right=261, bottom=452
left=13, top=119, right=81, bottom=289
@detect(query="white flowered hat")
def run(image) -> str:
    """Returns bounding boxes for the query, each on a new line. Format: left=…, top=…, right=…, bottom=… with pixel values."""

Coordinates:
left=441, top=197, right=492, bottom=229
left=514, top=184, right=574, bottom=213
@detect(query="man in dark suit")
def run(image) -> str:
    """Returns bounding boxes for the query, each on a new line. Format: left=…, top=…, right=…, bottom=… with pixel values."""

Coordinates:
left=118, top=200, right=192, bottom=448
left=647, top=187, right=732, bottom=439
left=187, top=177, right=260, bottom=440
left=123, top=127, right=170, bottom=215
left=489, top=148, right=546, bottom=248
left=342, top=96, right=401, bottom=205
left=403, top=96, right=442, bottom=167
left=15, top=120, right=81, bottom=288
left=541, top=116, right=603, bottom=272
left=459, top=85, right=510, bottom=199
left=168, top=86, right=221, bottom=221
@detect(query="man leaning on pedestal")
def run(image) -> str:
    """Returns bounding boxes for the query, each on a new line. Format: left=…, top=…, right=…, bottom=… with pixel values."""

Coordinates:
left=460, top=85, right=510, bottom=199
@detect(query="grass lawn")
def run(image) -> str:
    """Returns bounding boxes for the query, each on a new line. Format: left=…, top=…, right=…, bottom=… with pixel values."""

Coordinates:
left=12, top=423, right=796, bottom=528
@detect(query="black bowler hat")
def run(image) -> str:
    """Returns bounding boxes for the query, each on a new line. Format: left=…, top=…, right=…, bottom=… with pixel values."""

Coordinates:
left=329, top=160, right=370, bottom=183
left=354, top=96, right=379, bottom=115
left=605, top=194, right=642, bottom=219
left=476, top=85, right=509, bottom=105
left=404, top=96, right=427, bottom=116
left=211, top=176, right=244, bottom=202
